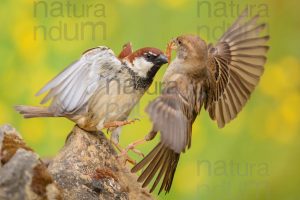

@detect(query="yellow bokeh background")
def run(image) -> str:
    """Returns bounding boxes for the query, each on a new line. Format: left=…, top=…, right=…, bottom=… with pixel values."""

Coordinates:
left=1, top=0, right=300, bottom=199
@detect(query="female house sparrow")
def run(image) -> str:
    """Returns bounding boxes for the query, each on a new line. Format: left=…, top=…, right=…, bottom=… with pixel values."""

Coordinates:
left=15, top=44, right=168, bottom=160
left=132, top=8, right=269, bottom=194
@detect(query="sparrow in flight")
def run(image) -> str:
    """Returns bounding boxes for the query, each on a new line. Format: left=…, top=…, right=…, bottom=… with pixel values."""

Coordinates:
left=131, top=8, right=270, bottom=194
left=15, top=43, right=168, bottom=163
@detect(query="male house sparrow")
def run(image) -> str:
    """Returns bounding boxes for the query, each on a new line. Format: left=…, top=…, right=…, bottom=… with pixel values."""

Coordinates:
left=131, top=8, right=270, bottom=193
left=15, top=44, right=168, bottom=161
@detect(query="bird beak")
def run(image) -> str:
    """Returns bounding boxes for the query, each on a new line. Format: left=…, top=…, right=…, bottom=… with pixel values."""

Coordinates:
left=155, top=54, right=169, bottom=65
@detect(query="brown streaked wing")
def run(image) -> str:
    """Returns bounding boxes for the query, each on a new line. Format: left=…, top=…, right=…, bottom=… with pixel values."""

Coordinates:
left=205, top=8, right=269, bottom=128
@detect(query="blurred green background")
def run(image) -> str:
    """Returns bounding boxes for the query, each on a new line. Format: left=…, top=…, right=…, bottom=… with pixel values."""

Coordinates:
left=1, top=0, right=300, bottom=199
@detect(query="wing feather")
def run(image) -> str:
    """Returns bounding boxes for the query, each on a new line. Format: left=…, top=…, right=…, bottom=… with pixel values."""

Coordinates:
left=206, top=7, right=269, bottom=128
left=146, top=93, right=189, bottom=154
left=132, top=75, right=199, bottom=194
left=36, top=46, right=121, bottom=115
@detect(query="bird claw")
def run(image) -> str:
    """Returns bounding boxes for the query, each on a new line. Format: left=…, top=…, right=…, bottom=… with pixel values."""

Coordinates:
left=124, top=143, right=145, bottom=158
left=104, top=118, right=140, bottom=130
left=115, top=140, right=145, bottom=166
left=117, top=151, right=137, bottom=166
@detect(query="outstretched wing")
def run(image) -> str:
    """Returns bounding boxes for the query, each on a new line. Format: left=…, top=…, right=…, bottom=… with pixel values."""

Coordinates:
left=205, top=8, right=270, bottom=128
left=147, top=76, right=195, bottom=154
left=132, top=75, right=197, bottom=194
left=36, top=46, right=122, bottom=115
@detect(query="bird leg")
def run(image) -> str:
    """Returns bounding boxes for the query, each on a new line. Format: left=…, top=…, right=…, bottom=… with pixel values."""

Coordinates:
left=108, top=127, right=138, bottom=165
left=114, top=142, right=137, bottom=165
left=118, top=130, right=158, bottom=164
left=118, top=138, right=145, bottom=160
left=104, top=118, right=140, bottom=131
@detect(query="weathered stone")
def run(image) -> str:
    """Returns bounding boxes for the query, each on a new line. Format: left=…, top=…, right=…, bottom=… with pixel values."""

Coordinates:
left=0, top=124, right=154, bottom=200
left=0, top=125, right=62, bottom=200
left=48, top=126, right=153, bottom=200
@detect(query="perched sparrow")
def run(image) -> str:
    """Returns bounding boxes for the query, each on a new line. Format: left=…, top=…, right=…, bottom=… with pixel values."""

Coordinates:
left=131, top=8, right=270, bottom=194
left=15, top=44, right=168, bottom=160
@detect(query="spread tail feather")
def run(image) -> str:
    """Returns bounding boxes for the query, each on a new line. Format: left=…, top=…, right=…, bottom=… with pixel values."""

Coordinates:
left=131, top=142, right=180, bottom=194
left=15, top=105, right=54, bottom=118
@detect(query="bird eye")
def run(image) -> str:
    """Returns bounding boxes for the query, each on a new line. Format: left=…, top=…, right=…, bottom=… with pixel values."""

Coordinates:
left=147, top=54, right=151, bottom=59
left=178, top=40, right=182, bottom=45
